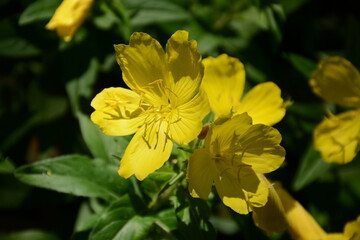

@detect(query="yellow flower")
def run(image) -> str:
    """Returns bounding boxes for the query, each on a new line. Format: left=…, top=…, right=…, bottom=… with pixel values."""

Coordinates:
left=46, top=0, right=94, bottom=42
left=201, top=54, right=286, bottom=125
left=310, top=57, right=360, bottom=164
left=91, top=31, right=209, bottom=180
left=269, top=184, right=360, bottom=240
left=187, top=113, right=285, bottom=214
left=251, top=177, right=288, bottom=235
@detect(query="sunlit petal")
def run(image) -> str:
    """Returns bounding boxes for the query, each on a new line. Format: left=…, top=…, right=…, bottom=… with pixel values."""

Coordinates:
left=114, top=32, right=168, bottom=105
left=314, top=109, right=360, bottom=164
left=201, top=54, right=245, bottom=116
left=90, top=87, right=145, bottom=136
left=169, top=91, right=210, bottom=144
left=187, top=149, right=216, bottom=199
left=310, top=56, right=360, bottom=108
left=118, top=120, right=173, bottom=180
left=166, top=30, right=203, bottom=105
left=344, top=216, right=360, bottom=239
left=235, top=82, right=285, bottom=126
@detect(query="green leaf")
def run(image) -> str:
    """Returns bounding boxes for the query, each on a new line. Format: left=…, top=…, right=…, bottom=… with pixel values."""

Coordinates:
left=66, top=58, right=99, bottom=115
left=140, top=165, right=176, bottom=199
left=0, top=37, right=40, bottom=57
left=0, top=157, right=15, bottom=173
left=90, top=195, right=156, bottom=240
left=74, top=201, right=102, bottom=232
left=0, top=230, right=59, bottom=240
left=285, top=53, right=317, bottom=78
left=77, top=112, right=131, bottom=163
left=18, top=0, right=61, bottom=25
left=14, top=155, right=129, bottom=200
left=292, top=145, right=334, bottom=191
left=129, top=1, right=190, bottom=27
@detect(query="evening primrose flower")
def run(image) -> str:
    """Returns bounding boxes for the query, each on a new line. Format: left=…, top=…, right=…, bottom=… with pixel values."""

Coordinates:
left=187, top=113, right=285, bottom=214
left=310, top=57, right=360, bottom=164
left=201, top=54, right=286, bottom=125
left=91, top=31, right=209, bottom=180
left=275, top=185, right=360, bottom=240
left=46, top=0, right=94, bottom=42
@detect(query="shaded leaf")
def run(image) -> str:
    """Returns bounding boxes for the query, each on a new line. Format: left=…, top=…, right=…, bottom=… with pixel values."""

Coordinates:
left=0, top=37, right=40, bottom=57
left=0, top=230, right=59, bottom=240
left=14, top=155, right=129, bottom=200
left=285, top=53, right=317, bottom=78
left=292, top=145, right=334, bottom=191
left=19, top=0, right=61, bottom=25
left=77, top=112, right=131, bottom=164
left=90, top=195, right=155, bottom=240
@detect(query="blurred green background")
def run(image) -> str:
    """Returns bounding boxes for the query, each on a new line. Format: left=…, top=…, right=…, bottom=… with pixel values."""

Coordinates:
left=1, top=0, right=359, bottom=239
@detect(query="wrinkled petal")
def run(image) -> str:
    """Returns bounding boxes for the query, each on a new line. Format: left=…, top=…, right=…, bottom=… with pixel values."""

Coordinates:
left=275, top=185, right=327, bottom=240
left=169, top=91, right=210, bottom=144
left=314, top=110, right=360, bottom=164
left=235, top=82, right=285, bottom=126
left=201, top=54, right=245, bottom=116
left=114, top=32, right=168, bottom=105
left=90, top=87, right=145, bottom=136
left=239, top=124, right=286, bottom=173
left=187, top=149, right=216, bottom=199
left=118, top=120, right=173, bottom=180
left=239, top=167, right=268, bottom=208
left=206, top=113, right=252, bottom=154
left=215, top=169, right=249, bottom=214
left=344, top=216, right=360, bottom=239
left=166, top=31, right=203, bottom=105
left=252, top=178, right=287, bottom=235
left=46, top=0, right=94, bottom=42
left=310, top=56, right=360, bottom=108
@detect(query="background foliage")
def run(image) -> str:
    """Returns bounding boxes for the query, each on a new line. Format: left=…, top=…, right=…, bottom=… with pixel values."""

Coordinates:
left=0, top=0, right=359, bottom=239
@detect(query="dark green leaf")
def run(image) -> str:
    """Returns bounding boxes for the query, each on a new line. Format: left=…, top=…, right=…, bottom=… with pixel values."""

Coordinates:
left=90, top=195, right=156, bottom=240
left=0, top=230, right=59, bottom=240
left=0, top=37, right=40, bottom=57
left=292, top=145, right=334, bottom=191
left=14, top=155, right=129, bottom=200
left=285, top=53, right=317, bottom=78
left=130, top=1, right=190, bottom=27
left=77, top=112, right=131, bottom=163
left=0, top=157, right=15, bottom=173
left=19, top=0, right=61, bottom=25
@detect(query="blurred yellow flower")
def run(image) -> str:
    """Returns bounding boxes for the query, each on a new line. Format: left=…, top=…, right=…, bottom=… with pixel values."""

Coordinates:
left=46, top=0, right=94, bottom=42
left=310, top=57, right=360, bottom=164
left=91, top=31, right=209, bottom=180
left=270, top=184, right=360, bottom=240
left=201, top=54, right=286, bottom=125
left=187, top=113, right=285, bottom=214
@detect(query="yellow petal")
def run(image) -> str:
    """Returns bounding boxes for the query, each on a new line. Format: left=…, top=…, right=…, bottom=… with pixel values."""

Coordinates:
left=310, top=56, right=360, bottom=108
left=206, top=113, right=253, bottom=154
left=235, top=82, right=286, bottom=126
left=114, top=32, right=168, bottom=105
left=166, top=30, right=204, bottom=105
left=314, top=109, right=360, bottom=164
left=240, top=168, right=269, bottom=208
left=169, top=90, right=210, bottom=144
left=187, top=149, right=216, bottom=199
left=118, top=120, right=173, bottom=180
left=344, top=216, right=360, bottom=240
left=46, top=0, right=93, bottom=42
left=252, top=178, right=288, bottom=235
left=201, top=54, right=245, bottom=116
left=322, top=234, right=349, bottom=240
left=239, top=124, right=286, bottom=173
left=214, top=169, right=249, bottom=214
left=275, top=185, right=327, bottom=240
left=90, top=87, right=145, bottom=136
